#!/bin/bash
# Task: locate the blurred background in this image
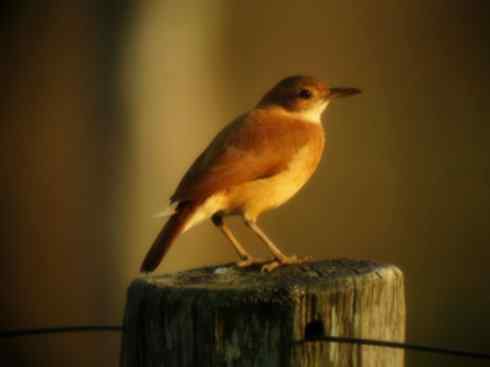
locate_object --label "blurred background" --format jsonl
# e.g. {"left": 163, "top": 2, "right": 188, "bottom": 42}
{"left": 2, "top": 1, "right": 490, "bottom": 366}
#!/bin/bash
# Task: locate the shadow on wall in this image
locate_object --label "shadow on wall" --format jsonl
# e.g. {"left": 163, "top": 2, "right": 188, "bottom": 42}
{"left": 1, "top": 1, "right": 132, "bottom": 366}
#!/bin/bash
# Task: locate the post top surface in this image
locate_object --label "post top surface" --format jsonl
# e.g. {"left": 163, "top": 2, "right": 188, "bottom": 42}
{"left": 139, "top": 259, "right": 401, "bottom": 292}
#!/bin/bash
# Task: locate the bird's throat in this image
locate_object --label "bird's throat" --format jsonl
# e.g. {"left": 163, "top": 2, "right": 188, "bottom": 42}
{"left": 282, "top": 101, "right": 329, "bottom": 124}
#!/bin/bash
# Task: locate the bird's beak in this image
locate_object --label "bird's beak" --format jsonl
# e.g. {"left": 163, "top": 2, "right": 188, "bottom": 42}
{"left": 328, "top": 87, "right": 362, "bottom": 99}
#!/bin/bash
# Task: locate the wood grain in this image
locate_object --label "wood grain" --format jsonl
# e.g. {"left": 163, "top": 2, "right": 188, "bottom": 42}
{"left": 121, "top": 259, "right": 405, "bottom": 367}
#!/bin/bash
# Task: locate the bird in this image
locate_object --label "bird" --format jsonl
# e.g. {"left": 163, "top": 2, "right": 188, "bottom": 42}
{"left": 141, "top": 75, "right": 360, "bottom": 273}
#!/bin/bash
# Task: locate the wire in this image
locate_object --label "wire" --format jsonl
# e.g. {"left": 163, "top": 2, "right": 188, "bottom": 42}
{"left": 297, "top": 336, "right": 490, "bottom": 360}
{"left": 0, "top": 325, "right": 123, "bottom": 338}
{"left": 1, "top": 325, "right": 490, "bottom": 361}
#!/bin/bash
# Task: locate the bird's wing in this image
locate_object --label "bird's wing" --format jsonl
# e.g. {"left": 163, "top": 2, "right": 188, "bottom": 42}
{"left": 170, "top": 110, "right": 323, "bottom": 203}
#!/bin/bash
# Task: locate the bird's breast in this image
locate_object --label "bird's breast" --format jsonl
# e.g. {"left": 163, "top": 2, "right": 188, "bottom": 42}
{"left": 224, "top": 132, "right": 325, "bottom": 220}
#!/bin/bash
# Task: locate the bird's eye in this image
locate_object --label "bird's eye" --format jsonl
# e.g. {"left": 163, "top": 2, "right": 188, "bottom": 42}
{"left": 298, "top": 89, "right": 312, "bottom": 99}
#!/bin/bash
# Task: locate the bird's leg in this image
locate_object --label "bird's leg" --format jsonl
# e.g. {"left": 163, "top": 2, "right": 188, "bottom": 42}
{"left": 211, "top": 214, "right": 268, "bottom": 267}
{"left": 244, "top": 219, "right": 311, "bottom": 272}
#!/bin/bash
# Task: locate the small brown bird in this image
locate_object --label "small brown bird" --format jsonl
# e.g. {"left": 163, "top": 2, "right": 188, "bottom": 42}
{"left": 141, "top": 75, "right": 360, "bottom": 272}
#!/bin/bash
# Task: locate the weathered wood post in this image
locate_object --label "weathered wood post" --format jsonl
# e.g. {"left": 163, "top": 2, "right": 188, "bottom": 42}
{"left": 121, "top": 259, "right": 405, "bottom": 366}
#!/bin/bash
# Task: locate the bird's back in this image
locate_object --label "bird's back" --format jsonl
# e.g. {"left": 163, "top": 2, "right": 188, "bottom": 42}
{"left": 171, "top": 108, "right": 325, "bottom": 211}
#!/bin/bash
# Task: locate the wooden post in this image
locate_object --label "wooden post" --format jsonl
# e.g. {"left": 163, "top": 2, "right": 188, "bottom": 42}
{"left": 121, "top": 259, "right": 405, "bottom": 366}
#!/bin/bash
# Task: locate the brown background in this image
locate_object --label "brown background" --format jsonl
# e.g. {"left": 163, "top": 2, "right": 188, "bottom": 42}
{"left": 2, "top": 1, "right": 490, "bottom": 366}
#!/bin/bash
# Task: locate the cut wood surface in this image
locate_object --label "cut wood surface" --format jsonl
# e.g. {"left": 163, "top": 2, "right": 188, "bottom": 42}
{"left": 121, "top": 259, "right": 405, "bottom": 367}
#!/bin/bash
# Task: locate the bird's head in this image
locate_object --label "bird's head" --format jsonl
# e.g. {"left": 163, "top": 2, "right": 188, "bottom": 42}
{"left": 257, "top": 75, "right": 361, "bottom": 123}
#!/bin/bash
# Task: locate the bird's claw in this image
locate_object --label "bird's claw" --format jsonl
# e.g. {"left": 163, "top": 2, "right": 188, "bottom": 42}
{"left": 261, "top": 255, "right": 312, "bottom": 272}
{"left": 236, "top": 256, "right": 271, "bottom": 268}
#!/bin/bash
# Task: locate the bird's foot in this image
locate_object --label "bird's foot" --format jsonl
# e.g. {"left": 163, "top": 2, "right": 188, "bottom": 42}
{"left": 261, "top": 255, "right": 313, "bottom": 272}
{"left": 236, "top": 256, "right": 271, "bottom": 268}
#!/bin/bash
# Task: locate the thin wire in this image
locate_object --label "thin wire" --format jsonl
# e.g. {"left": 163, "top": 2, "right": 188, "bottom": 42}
{"left": 297, "top": 336, "right": 490, "bottom": 360}
{"left": 0, "top": 325, "right": 123, "bottom": 338}
{"left": 1, "top": 325, "right": 490, "bottom": 361}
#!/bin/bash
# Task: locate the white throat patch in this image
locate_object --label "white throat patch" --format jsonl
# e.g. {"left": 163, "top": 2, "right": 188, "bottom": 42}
{"left": 284, "top": 101, "right": 329, "bottom": 124}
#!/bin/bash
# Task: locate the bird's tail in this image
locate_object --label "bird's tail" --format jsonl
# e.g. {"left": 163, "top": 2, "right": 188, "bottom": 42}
{"left": 140, "top": 201, "right": 197, "bottom": 273}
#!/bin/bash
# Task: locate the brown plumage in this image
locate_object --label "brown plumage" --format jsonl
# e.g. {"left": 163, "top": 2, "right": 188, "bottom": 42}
{"left": 140, "top": 201, "right": 198, "bottom": 272}
{"left": 141, "top": 75, "right": 360, "bottom": 273}
{"left": 171, "top": 110, "right": 324, "bottom": 204}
